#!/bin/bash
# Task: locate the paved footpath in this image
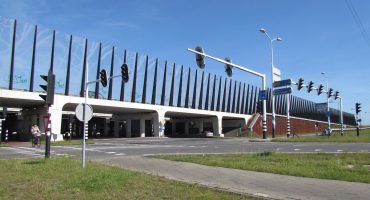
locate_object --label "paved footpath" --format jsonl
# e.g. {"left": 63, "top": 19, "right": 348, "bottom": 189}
{"left": 96, "top": 156, "right": 370, "bottom": 200}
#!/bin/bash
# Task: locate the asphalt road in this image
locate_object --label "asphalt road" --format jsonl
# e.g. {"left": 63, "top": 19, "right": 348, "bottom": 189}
{"left": 1, "top": 137, "right": 369, "bottom": 159}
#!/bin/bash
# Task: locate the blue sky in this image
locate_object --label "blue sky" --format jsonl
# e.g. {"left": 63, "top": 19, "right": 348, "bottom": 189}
{"left": 1, "top": 0, "right": 369, "bottom": 124}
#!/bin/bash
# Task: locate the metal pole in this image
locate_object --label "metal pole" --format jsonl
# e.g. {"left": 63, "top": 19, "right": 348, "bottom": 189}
{"left": 339, "top": 97, "right": 343, "bottom": 136}
{"left": 286, "top": 94, "right": 291, "bottom": 137}
{"left": 0, "top": 119, "right": 3, "bottom": 144}
{"left": 326, "top": 81, "right": 331, "bottom": 132}
{"left": 262, "top": 75, "right": 267, "bottom": 139}
{"left": 270, "top": 40, "right": 276, "bottom": 138}
{"left": 45, "top": 110, "right": 51, "bottom": 158}
{"left": 356, "top": 113, "right": 360, "bottom": 137}
{"left": 82, "top": 62, "right": 88, "bottom": 168}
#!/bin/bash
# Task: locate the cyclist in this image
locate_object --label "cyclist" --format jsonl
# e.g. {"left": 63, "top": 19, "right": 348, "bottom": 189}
{"left": 31, "top": 124, "right": 41, "bottom": 147}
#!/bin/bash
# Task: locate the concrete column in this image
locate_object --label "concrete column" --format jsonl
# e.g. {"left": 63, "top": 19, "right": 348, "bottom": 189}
{"left": 212, "top": 116, "right": 224, "bottom": 137}
{"left": 126, "top": 119, "right": 131, "bottom": 138}
{"left": 172, "top": 122, "right": 176, "bottom": 135}
{"left": 113, "top": 121, "right": 119, "bottom": 138}
{"left": 104, "top": 118, "right": 109, "bottom": 136}
{"left": 185, "top": 121, "right": 189, "bottom": 135}
{"left": 140, "top": 119, "right": 145, "bottom": 137}
{"left": 154, "top": 110, "right": 165, "bottom": 137}
{"left": 198, "top": 119, "right": 204, "bottom": 134}
{"left": 50, "top": 107, "right": 64, "bottom": 141}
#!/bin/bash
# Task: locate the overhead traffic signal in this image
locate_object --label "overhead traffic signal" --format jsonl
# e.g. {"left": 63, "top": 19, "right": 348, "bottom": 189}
{"left": 121, "top": 63, "right": 129, "bottom": 83}
{"left": 328, "top": 88, "right": 334, "bottom": 98}
{"left": 224, "top": 57, "right": 233, "bottom": 77}
{"left": 334, "top": 91, "right": 340, "bottom": 100}
{"left": 355, "top": 103, "right": 361, "bottom": 114}
{"left": 39, "top": 69, "right": 55, "bottom": 106}
{"left": 317, "top": 84, "right": 324, "bottom": 96}
{"left": 100, "top": 69, "right": 107, "bottom": 87}
{"left": 195, "top": 46, "right": 205, "bottom": 69}
{"left": 297, "top": 78, "right": 304, "bottom": 90}
{"left": 307, "top": 81, "right": 314, "bottom": 93}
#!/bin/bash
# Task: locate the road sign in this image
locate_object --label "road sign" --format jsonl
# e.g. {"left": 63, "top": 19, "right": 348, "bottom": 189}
{"left": 273, "top": 87, "right": 292, "bottom": 95}
{"left": 273, "top": 79, "right": 292, "bottom": 88}
{"left": 272, "top": 67, "right": 281, "bottom": 81}
{"left": 259, "top": 90, "right": 267, "bottom": 100}
{"left": 326, "top": 111, "right": 331, "bottom": 117}
{"left": 315, "top": 103, "right": 327, "bottom": 112}
{"left": 75, "top": 103, "right": 93, "bottom": 122}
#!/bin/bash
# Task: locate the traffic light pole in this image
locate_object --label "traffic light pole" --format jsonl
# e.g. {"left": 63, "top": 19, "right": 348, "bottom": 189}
{"left": 286, "top": 94, "right": 291, "bottom": 137}
{"left": 45, "top": 109, "right": 51, "bottom": 158}
{"left": 187, "top": 48, "right": 268, "bottom": 139}
{"left": 339, "top": 97, "right": 344, "bottom": 136}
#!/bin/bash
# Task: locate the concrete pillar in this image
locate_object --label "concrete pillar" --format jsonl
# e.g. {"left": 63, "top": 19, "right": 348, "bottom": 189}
{"left": 140, "top": 119, "right": 145, "bottom": 137}
{"left": 113, "top": 121, "right": 119, "bottom": 138}
{"left": 126, "top": 119, "right": 131, "bottom": 138}
{"left": 172, "top": 122, "right": 176, "bottom": 135}
{"left": 185, "top": 121, "right": 189, "bottom": 135}
{"left": 198, "top": 119, "right": 204, "bottom": 134}
{"left": 50, "top": 107, "right": 64, "bottom": 141}
{"left": 104, "top": 118, "right": 109, "bottom": 136}
{"left": 154, "top": 110, "right": 165, "bottom": 137}
{"left": 212, "top": 116, "right": 224, "bottom": 137}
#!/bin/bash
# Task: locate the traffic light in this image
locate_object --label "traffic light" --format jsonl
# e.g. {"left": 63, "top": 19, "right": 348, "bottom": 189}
{"left": 256, "top": 100, "right": 263, "bottom": 114}
{"left": 317, "top": 84, "right": 324, "bottom": 96}
{"left": 121, "top": 63, "right": 129, "bottom": 83}
{"left": 100, "top": 69, "right": 107, "bottom": 87}
{"left": 307, "top": 81, "right": 314, "bottom": 93}
{"left": 39, "top": 69, "right": 55, "bottom": 106}
{"left": 297, "top": 78, "right": 304, "bottom": 90}
{"left": 334, "top": 91, "right": 340, "bottom": 100}
{"left": 328, "top": 88, "right": 334, "bottom": 98}
{"left": 224, "top": 57, "right": 233, "bottom": 77}
{"left": 195, "top": 46, "right": 205, "bottom": 69}
{"left": 355, "top": 103, "right": 361, "bottom": 114}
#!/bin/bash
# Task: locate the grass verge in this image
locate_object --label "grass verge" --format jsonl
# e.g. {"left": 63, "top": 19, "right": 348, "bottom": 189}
{"left": 0, "top": 143, "right": 10, "bottom": 147}
{"left": 0, "top": 157, "right": 257, "bottom": 200}
{"left": 155, "top": 153, "right": 370, "bottom": 183}
{"left": 272, "top": 129, "right": 370, "bottom": 142}
{"left": 51, "top": 140, "right": 94, "bottom": 146}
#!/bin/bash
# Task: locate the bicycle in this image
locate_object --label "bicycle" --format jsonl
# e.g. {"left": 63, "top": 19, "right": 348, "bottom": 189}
{"left": 32, "top": 135, "right": 41, "bottom": 148}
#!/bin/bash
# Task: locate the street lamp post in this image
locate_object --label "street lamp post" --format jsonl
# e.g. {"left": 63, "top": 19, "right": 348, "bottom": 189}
{"left": 321, "top": 72, "right": 331, "bottom": 132}
{"left": 260, "top": 28, "right": 282, "bottom": 138}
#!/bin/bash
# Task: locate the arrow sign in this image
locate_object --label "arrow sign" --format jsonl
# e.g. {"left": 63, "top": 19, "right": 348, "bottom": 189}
{"left": 273, "top": 79, "right": 292, "bottom": 88}
{"left": 273, "top": 87, "right": 292, "bottom": 95}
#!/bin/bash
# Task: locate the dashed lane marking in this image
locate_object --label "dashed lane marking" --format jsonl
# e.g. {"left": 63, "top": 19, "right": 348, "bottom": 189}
{"left": 115, "top": 153, "right": 126, "bottom": 156}
{"left": 293, "top": 149, "right": 301, "bottom": 151}
{"left": 337, "top": 150, "right": 343, "bottom": 152}
{"left": 106, "top": 152, "right": 117, "bottom": 154}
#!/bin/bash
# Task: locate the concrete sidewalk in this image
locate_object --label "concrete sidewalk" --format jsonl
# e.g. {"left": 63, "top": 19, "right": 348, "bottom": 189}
{"left": 96, "top": 156, "right": 370, "bottom": 200}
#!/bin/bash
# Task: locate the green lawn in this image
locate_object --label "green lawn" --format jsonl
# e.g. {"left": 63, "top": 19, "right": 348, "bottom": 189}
{"left": 155, "top": 153, "right": 370, "bottom": 183}
{"left": 271, "top": 129, "right": 370, "bottom": 142}
{"left": 0, "top": 158, "right": 257, "bottom": 200}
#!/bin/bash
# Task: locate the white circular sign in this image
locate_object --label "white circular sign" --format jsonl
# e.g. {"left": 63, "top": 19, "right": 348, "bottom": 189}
{"left": 75, "top": 103, "right": 93, "bottom": 122}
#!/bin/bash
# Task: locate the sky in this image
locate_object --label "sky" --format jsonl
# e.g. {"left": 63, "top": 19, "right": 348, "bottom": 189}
{"left": 0, "top": 0, "right": 369, "bottom": 124}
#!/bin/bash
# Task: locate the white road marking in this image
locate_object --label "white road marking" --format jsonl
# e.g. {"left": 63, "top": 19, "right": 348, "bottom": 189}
{"left": 337, "top": 150, "right": 343, "bottom": 152}
{"left": 294, "top": 148, "right": 301, "bottom": 151}
{"left": 314, "top": 149, "right": 321, "bottom": 152}
{"left": 106, "top": 152, "right": 116, "bottom": 154}
{"left": 115, "top": 153, "right": 126, "bottom": 156}
{"left": 188, "top": 146, "right": 196, "bottom": 148}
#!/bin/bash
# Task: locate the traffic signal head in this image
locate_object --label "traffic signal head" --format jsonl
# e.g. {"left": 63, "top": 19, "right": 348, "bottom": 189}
{"left": 297, "top": 78, "right": 304, "bottom": 90}
{"left": 224, "top": 57, "right": 233, "bottom": 77}
{"left": 328, "top": 88, "right": 334, "bottom": 98}
{"left": 334, "top": 91, "right": 340, "bottom": 100}
{"left": 121, "top": 63, "right": 129, "bottom": 83}
{"left": 355, "top": 103, "right": 361, "bottom": 114}
{"left": 256, "top": 100, "right": 263, "bottom": 114}
{"left": 39, "top": 69, "right": 55, "bottom": 106}
{"left": 317, "top": 84, "right": 324, "bottom": 96}
{"left": 100, "top": 69, "right": 107, "bottom": 87}
{"left": 195, "top": 46, "right": 205, "bottom": 69}
{"left": 307, "top": 81, "right": 314, "bottom": 93}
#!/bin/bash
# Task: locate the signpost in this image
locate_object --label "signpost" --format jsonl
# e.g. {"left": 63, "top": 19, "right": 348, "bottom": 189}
{"left": 273, "top": 79, "right": 292, "bottom": 88}
{"left": 273, "top": 87, "right": 292, "bottom": 95}
{"left": 259, "top": 90, "right": 267, "bottom": 100}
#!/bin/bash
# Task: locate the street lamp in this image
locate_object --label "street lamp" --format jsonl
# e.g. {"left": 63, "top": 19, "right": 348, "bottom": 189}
{"left": 260, "top": 28, "right": 282, "bottom": 138}
{"left": 321, "top": 72, "right": 331, "bottom": 132}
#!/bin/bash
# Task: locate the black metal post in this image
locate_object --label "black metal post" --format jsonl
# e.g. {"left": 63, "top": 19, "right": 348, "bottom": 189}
{"left": 30, "top": 25, "right": 37, "bottom": 92}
